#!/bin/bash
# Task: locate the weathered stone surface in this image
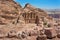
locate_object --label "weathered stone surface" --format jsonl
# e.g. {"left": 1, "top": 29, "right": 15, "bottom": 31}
{"left": 16, "top": 31, "right": 28, "bottom": 40}
{"left": 7, "top": 30, "right": 17, "bottom": 38}
{"left": 36, "top": 35, "right": 47, "bottom": 40}
{"left": 0, "top": 0, "right": 23, "bottom": 24}
{"left": 44, "top": 28, "right": 57, "bottom": 39}
{"left": 28, "top": 30, "right": 39, "bottom": 36}
{"left": 56, "top": 26, "right": 60, "bottom": 38}
{"left": 57, "top": 33, "right": 60, "bottom": 38}
{"left": 0, "top": 29, "right": 7, "bottom": 38}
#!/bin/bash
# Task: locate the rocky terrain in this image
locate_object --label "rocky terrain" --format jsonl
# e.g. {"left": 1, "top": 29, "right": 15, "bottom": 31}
{"left": 0, "top": 0, "right": 60, "bottom": 40}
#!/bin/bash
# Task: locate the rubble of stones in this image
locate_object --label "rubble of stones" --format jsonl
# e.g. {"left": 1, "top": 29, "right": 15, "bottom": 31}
{"left": 0, "top": 0, "right": 60, "bottom": 40}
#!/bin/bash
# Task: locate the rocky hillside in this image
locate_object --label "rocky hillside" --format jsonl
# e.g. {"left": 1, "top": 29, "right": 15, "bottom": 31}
{"left": 0, "top": 0, "right": 23, "bottom": 24}
{"left": 0, "top": 0, "right": 60, "bottom": 40}
{"left": 0, "top": 0, "right": 53, "bottom": 25}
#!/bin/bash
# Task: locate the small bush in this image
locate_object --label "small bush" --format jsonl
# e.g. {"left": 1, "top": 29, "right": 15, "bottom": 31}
{"left": 43, "top": 22, "right": 47, "bottom": 25}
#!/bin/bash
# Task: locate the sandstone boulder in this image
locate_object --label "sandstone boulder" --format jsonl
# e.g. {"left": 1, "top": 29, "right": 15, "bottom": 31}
{"left": 57, "top": 33, "right": 60, "bottom": 38}
{"left": 17, "top": 31, "right": 28, "bottom": 39}
{"left": 7, "top": 30, "right": 17, "bottom": 38}
{"left": 36, "top": 35, "right": 47, "bottom": 40}
{"left": 44, "top": 28, "right": 57, "bottom": 39}
{"left": 28, "top": 30, "right": 39, "bottom": 36}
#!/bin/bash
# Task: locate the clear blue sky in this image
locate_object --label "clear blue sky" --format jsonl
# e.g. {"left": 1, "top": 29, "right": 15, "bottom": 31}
{"left": 14, "top": 0, "right": 60, "bottom": 9}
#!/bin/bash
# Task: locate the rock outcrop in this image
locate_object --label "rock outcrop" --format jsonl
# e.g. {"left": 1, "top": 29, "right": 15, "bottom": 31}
{"left": 44, "top": 28, "right": 57, "bottom": 39}
{"left": 0, "top": 0, "right": 23, "bottom": 24}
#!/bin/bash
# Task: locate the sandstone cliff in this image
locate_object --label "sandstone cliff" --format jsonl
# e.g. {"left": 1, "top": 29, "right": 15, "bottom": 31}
{"left": 0, "top": 0, "right": 23, "bottom": 24}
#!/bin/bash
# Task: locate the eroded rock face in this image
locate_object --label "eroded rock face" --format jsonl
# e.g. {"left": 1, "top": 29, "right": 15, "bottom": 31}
{"left": 7, "top": 30, "right": 17, "bottom": 38}
{"left": 36, "top": 35, "right": 47, "bottom": 40}
{"left": 0, "top": 0, "right": 23, "bottom": 24}
{"left": 56, "top": 26, "right": 60, "bottom": 38}
{"left": 0, "top": 29, "right": 7, "bottom": 38}
{"left": 44, "top": 28, "right": 57, "bottom": 39}
{"left": 36, "top": 29, "right": 47, "bottom": 40}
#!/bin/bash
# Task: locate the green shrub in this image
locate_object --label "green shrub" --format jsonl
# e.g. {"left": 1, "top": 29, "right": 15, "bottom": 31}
{"left": 43, "top": 22, "right": 47, "bottom": 25}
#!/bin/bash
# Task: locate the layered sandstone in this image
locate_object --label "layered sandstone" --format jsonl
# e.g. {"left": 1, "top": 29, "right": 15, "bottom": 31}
{"left": 0, "top": 0, "right": 23, "bottom": 24}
